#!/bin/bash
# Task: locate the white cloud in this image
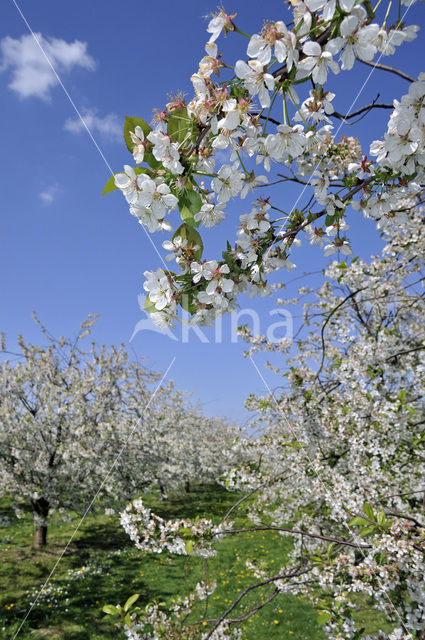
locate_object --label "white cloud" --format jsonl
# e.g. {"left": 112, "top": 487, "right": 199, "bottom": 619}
{"left": 64, "top": 108, "right": 122, "bottom": 142}
{"left": 39, "top": 184, "right": 60, "bottom": 205}
{"left": 0, "top": 33, "right": 95, "bottom": 100}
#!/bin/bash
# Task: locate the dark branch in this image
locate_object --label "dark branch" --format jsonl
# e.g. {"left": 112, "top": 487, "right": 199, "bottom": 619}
{"left": 270, "top": 175, "right": 375, "bottom": 247}
{"left": 316, "top": 288, "right": 366, "bottom": 379}
{"left": 385, "top": 345, "right": 425, "bottom": 361}
{"left": 332, "top": 96, "right": 393, "bottom": 123}
{"left": 206, "top": 588, "right": 280, "bottom": 625}
{"left": 358, "top": 59, "right": 415, "bottom": 83}
{"left": 201, "top": 565, "right": 309, "bottom": 640}
{"left": 216, "top": 525, "right": 371, "bottom": 549}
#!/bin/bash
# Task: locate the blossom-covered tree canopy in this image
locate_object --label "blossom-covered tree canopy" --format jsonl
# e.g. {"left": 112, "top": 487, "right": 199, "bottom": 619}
{"left": 106, "top": 0, "right": 423, "bottom": 331}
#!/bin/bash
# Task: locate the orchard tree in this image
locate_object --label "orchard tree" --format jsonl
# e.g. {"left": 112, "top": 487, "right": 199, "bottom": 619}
{"left": 231, "top": 208, "right": 425, "bottom": 640}
{"left": 0, "top": 314, "right": 159, "bottom": 548}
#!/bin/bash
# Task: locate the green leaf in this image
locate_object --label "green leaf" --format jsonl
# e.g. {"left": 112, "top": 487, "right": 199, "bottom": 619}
{"left": 229, "top": 84, "right": 249, "bottom": 101}
{"left": 360, "top": 526, "right": 376, "bottom": 537}
{"left": 178, "top": 189, "right": 203, "bottom": 227}
{"left": 376, "top": 510, "right": 386, "bottom": 526}
{"left": 124, "top": 117, "right": 152, "bottom": 154}
{"left": 363, "top": 502, "right": 375, "bottom": 521}
{"left": 185, "top": 539, "right": 194, "bottom": 554}
{"left": 348, "top": 516, "right": 370, "bottom": 527}
{"left": 317, "top": 611, "right": 332, "bottom": 626}
{"left": 326, "top": 543, "right": 335, "bottom": 562}
{"left": 102, "top": 174, "right": 119, "bottom": 196}
{"left": 167, "top": 107, "right": 194, "bottom": 145}
{"left": 124, "top": 594, "right": 140, "bottom": 612}
{"left": 144, "top": 296, "right": 160, "bottom": 314}
{"left": 123, "top": 117, "right": 162, "bottom": 170}
{"left": 173, "top": 223, "right": 203, "bottom": 261}
{"left": 124, "top": 613, "right": 132, "bottom": 627}
{"left": 102, "top": 167, "right": 150, "bottom": 197}
{"left": 180, "top": 292, "right": 195, "bottom": 314}
{"left": 102, "top": 604, "right": 120, "bottom": 616}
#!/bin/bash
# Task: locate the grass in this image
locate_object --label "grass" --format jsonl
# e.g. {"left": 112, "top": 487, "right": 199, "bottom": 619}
{"left": 0, "top": 485, "right": 330, "bottom": 639}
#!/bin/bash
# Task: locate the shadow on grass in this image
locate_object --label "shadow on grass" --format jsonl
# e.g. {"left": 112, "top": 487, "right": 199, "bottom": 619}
{"left": 75, "top": 522, "right": 130, "bottom": 553}
{"left": 144, "top": 483, "right": 239, "bottom": 520}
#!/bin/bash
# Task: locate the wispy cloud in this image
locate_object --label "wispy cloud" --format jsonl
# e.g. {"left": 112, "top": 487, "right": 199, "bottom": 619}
{"left": 39, "top": 184, "right": 60, "bottom": 205}
{"left": 64, "top": 108, "right": 122, "bottom": 142}
{"left": 0, "top": 33, "right": 95, "bottom": 100}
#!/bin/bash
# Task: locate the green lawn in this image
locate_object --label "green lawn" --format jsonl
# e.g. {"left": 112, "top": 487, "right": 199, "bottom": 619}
{"left": 0, "top": 486, "right": 324, "bottom": 640}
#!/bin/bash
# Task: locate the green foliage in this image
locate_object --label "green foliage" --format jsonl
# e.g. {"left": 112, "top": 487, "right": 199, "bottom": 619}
{"left": 123, "top": 117, "right": 151, "bottom": 154}
{"left": 317, "top": 611, "right": 332, "bottom": 626}
{"left": 173, "top": 223, "right": 203, "bottom": 261}
{"left": 348, "top": 503, "right": 388, "bottom": 537}
{"left": 167, "top": 107, "right": 195, "bottom": 145}
{"left": 178, "top": 189, "right": 203, "bottom": 226}
{"left": 123, "top": 116, "right": 161, "bottom": 169}
{"left": 102, "top": 174, "right": 119, "bottom": 196}
{"left": 124, "top": 593, "right": 140, "bottom": 612}
{"left": 143, "top": 296, "right": 160, "bottom": 314}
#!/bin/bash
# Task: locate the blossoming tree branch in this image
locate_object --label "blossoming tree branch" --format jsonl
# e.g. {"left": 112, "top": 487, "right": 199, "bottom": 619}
{"left": 106, "top": 0, "right": 422, "bottom": 330}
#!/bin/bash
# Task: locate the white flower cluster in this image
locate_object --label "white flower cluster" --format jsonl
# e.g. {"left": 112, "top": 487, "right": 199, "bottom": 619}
{"left": 122, "top": 593, "right": 242, "bottom": 640}
{"left": 370, "top": 73, "right": 425, "bottom": 177}
{"left": 120, "top": 497, "right": 230, "bottom": 557}
{"left": 111, "top": 0, "right": 422, "bottom": 327}
{"left": 114, "top": 166, "right": 178, "bottom": 233}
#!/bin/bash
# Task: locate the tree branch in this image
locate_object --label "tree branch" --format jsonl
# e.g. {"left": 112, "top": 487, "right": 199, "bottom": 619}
{"left": 316, "top": 288, "right": 366, "bottom": 379}
{"left": 205, "top": 587, "right": 280, "bottom": 625}
{"left": 332, "top": 97, "right": 393, "bottom": 123}
{"left": 358, "top": 59, "right": 415, "bottom": 83}
{"left": 385, "top": 345, "right": 425, "bottom": 361}
{"left": 216, "top": 525, "right": 371, "bottom": 548}
{"left": 201, "top": 565, "right": 309, "bottom": 640}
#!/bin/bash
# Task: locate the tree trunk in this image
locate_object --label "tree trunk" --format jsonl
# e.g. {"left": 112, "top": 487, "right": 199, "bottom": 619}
{"left": 33, "top": 497, "right": 49, "bottom": 549}
{"left": 184, "top": 480, "right": 190, "bottom": 494}
{"left": 34, "top": 523, "right": 48, "bottom": 549}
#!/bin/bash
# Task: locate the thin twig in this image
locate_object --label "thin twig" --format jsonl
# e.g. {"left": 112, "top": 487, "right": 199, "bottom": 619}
{"left": 270, "top": 175, "right": 374, "bottom": 246}
{"left": 206, "top": 588, "right": 280, "bottom": 625}
{"left": 316, "top": 288, "right": 366, "bottom": 379}
{"left": 215, "top": 525, "right": 371, "bottom": 549}
{"left": 385, "top": 345, "right": 425, "bottom": 361}
{"left": 358, "top": 59, "right": 415, "bottom": 82}
{"left": 201, "top": 566, "right": 309, "bottom": 640}
{"left": 332, "top": 99, "right": 393, "bottom": 123}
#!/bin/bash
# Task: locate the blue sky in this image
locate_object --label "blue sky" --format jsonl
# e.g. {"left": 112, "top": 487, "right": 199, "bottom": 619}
{"left": 1, "top": 0, "right": 424, "bottom": 424}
